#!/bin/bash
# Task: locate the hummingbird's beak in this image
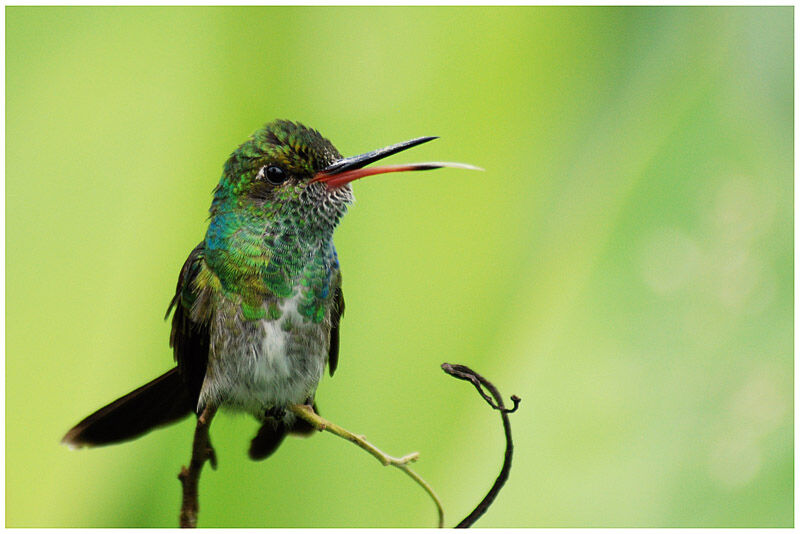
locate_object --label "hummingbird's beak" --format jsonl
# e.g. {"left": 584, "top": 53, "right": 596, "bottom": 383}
{"left": 312, "top": 136, "right": 482, "bottom": 188}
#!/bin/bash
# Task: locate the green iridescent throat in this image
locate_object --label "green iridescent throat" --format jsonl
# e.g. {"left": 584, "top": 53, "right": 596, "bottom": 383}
{"left": 198, "top": 121, "right": 350, "bottom": 323}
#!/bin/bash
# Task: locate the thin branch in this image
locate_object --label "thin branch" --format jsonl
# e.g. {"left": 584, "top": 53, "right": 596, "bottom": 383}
{"left": 441, "top": 363, "right": 519, "bottom": 528}
{"left": 289, "top": 403, "right": 445, "bottom": 528}
{"left": 178, "top": 405, "right": 218, "bottom": 528}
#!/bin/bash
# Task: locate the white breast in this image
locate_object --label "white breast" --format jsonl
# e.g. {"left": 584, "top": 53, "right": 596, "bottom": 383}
{"left": 199, "top": 290, "right": 328, "bottom": 417}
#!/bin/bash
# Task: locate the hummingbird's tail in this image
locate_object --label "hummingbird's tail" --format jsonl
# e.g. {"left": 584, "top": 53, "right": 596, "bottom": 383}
{"left": 62, "top": 367, "right": 195, "bottom": 448}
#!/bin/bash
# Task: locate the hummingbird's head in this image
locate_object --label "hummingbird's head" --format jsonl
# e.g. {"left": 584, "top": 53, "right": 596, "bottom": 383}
{"left": 211, "top": 119, "right": 479, "bottom": 232}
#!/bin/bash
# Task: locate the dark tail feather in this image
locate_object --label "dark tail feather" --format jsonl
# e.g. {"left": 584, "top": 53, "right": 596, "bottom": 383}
{"left": 248, "top": 403, "right": 318, "bottom": 461}
{"left": 62, "top": 368, "right": 195, "bottom": 448}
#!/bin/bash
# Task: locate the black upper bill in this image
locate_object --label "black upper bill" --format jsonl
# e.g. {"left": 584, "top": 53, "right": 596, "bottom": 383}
{"left": 322, "top": 136, "right": 438, "bottom": 175}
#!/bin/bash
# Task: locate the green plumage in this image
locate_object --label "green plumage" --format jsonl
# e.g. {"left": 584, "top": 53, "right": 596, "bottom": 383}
{"left": 177, "top": 121, "right": 349, "bottom": 427}
{"left": 62, "top": 119, "right": 468, "bottom": 462}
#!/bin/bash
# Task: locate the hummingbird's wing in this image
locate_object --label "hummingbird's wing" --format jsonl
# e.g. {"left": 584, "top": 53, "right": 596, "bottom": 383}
{"left": 166, "top": 242, "right": 210, "bottom": 406}
{"left": 328, "top": 284, "right": 344, "bottom": 376}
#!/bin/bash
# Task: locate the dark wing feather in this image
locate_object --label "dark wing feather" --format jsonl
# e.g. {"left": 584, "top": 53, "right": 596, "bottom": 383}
{"left": 328, "top": 285, "right": 344, "bottom": 376}
{"left": 166, "top": 242, "right": 209, "bottom": 407}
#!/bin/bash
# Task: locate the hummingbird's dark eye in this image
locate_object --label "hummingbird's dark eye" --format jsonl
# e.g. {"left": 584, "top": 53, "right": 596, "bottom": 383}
{"left": 263, "top": 165, "right": 287, "bottom": 185}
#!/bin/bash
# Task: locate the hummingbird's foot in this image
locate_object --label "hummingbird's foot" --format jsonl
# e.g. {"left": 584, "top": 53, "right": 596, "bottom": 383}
{"left": 289, "top": 401, "right": 318, "bottom": 436}
{"left": 290, "top": 403, "right": 326, "bottom": 431}
{"left": 263, "top": 406, "right": 286, "bottom": 419}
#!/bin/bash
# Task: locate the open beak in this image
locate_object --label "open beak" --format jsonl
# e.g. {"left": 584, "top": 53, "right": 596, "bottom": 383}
{"left": 312, "top": 136, "right": 482, "bottom": 188}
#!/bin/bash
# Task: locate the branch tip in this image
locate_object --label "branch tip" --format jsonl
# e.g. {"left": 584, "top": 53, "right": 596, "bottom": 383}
{"left": 441, "top": 362, "right": 521, "bottom": 414}
{"left": 442, "top": 363, "right": 519, "bottom": 528}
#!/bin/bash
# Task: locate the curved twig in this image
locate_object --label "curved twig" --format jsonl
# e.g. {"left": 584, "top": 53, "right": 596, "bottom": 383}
{"left": 289, "top": 403, "right": 445, "bottom": 528}
{"left": 441, "top": 363, "right": 519, "bottom": 528}
{"left": 175, "top": 364, "right": 515, "bottom": 529}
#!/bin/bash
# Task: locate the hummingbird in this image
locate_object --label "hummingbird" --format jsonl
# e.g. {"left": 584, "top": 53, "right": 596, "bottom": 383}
{"left": 63, "top": 120, "right": 477, "bottom": 460}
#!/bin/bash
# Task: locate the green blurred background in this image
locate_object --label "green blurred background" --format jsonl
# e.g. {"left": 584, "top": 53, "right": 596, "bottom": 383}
{"left": 6, "top": 6, "right": 793, "bottom": 527}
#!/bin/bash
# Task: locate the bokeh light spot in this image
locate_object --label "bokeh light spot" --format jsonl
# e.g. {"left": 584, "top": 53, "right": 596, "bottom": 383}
{"left": 640, "top": 228, "right": 702, "bottom": 295}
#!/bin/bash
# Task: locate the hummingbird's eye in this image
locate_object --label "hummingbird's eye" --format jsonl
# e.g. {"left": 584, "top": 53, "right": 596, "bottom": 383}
{"left": 263, "top": 165, "right": 288, "bottom": 185}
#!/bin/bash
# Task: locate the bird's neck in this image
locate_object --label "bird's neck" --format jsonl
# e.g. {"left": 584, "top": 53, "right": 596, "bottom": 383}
{"left": 203, "top": 200, "right": 341, "bottom": 303}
